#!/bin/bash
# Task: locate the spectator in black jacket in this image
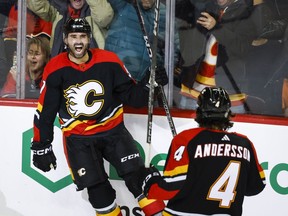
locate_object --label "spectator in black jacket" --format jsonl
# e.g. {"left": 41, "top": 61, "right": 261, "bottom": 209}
{"left": 244, "top": 0, "right": 288, "bottom": 115}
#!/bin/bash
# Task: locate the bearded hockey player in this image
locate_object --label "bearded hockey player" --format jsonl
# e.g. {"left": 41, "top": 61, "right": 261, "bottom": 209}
{"left": 140, "top": 87, "right": 266, "bottom": 216}
{"left": 31, "top": 17, "right": 166, "bottom": 216}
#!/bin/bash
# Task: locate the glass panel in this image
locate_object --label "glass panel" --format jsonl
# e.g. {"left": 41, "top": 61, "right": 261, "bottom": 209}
{"left": 1, "top": 0, "right": 287, "bottom": 118}
{"left": 0, "top": 0, "right": 17, "bottom": 98}
{"left": 0, "top": 0, "right": 51, "bottom": 99}
{"left": 172, "top": 0, "right": 288, "bottom": 117}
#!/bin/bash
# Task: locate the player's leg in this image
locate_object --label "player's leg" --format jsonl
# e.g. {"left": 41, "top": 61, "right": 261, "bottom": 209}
{"left": 63, "top": 136, "right": 122, "bottom": 216}
{"left": 88, "top": 181, "right": 122, "bottom": 216}
{"left": 103, "top": 125, "right": 165, "bottom": 216}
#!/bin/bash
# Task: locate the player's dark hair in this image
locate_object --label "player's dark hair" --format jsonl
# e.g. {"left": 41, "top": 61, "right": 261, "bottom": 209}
{"left": 195, "top": 87, "right": 234, "bottom": 130}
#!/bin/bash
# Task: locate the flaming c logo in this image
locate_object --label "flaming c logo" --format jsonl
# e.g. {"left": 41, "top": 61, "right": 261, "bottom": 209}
{"left": 64, "top": 80, "right": 104, "bottom": 118}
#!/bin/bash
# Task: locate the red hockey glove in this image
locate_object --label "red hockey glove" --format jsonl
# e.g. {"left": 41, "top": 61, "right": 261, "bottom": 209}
{"left": 31, "top": 142, "right": 57, "bottom": 172}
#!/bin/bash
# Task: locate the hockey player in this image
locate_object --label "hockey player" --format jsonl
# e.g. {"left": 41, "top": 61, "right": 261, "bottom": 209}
{"left": 139, "top": 87, "right": 266, "bottom": 215}
{"left": 30, "top": 17, "right": 166, "bottom": 216}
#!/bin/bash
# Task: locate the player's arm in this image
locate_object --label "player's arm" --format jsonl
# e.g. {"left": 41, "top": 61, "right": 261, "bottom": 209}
{"left": 32, "top": 67, "right": 62, "bottom": 172}
{"left": 245, "top": 140, "right": 266, "bottom": 196}
{"left": 140, "top": 133, "right": 192, "bottom": 200}
{"left": 113, "top": 59, "right": 168, "bottom": 108}
{"left": 33, "top": 73, "right": 61, "bottom": 142}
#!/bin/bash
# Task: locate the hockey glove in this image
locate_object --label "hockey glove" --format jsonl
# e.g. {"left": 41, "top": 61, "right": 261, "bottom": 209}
{"left": 143, "top": 66, "right": 169, "bottom": 89}
{"left": 31, "top": 141, "right": 57, "bottom": 172}
{"left": 141, "top": 166, "right": 162, "bottom": 196}
{"left": 155, "top": 66, "right": 168, "bottom": 86}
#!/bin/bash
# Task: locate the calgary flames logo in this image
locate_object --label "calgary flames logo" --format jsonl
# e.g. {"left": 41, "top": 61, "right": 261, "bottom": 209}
{"left": 64, "top": 80, "right": 104, "bottom": 118}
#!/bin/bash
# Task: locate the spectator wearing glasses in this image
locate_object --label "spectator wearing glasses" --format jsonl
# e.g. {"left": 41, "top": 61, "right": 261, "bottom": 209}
{"left": 1, "top": 36, "right": 50, "bottom": 98}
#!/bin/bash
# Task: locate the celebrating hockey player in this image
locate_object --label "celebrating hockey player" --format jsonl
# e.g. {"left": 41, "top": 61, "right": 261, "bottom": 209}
{"left": 139, "top": 87, "right": 266, "bottom": 215}
{"left": 30, "top": 18, "right": 167, "bottom": 216}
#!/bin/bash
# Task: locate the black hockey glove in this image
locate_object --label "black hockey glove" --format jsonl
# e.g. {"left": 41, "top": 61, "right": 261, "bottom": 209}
{"left": 155, "top": 66, "right": 168, "bottom": 87}
{"left": 140, "top": 166, "right": 162, "bottom": 196}
{"left": 31, "top": 141, "right": 57, "bottom": 172}
{"left": 142, "top": 66, "right": 168, "bottom": 88}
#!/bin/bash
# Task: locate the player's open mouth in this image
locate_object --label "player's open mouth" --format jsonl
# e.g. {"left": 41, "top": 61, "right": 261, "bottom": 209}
{"left": 75, "top": 45, "right": 83, "bottom": 52}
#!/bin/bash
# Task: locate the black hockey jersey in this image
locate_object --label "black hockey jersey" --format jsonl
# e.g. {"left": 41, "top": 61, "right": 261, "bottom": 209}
{"left": 147, "top": 127, "right": 266, "bottom": 216}
{"left": 33, "top": 49, "right": 148, "bottom": 142}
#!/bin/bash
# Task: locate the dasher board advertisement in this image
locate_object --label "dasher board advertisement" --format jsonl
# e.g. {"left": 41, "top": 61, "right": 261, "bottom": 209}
{"left": 0, "top": 105, "right": 287, "bottom": 216}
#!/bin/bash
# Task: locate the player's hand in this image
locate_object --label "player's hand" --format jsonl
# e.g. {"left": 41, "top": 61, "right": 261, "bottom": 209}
{"left": 31, "top": 141, "right": 57, "bottom": 172}
{"left": 145, "top": 67, "right": 168, "bottom": 88}
{"left": 155, "top": 66, "right": 168, "bottom": 86}
{"left": 140, "top": 166, "right": 161, "bottom": 196}
{"left": 141, "top": 66, "right": 168, "bottom": 93}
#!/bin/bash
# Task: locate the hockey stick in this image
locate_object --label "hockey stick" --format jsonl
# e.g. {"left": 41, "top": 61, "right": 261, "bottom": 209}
{"left": 133, "top": 0, "right": 177, "bottom": 135}
{"left": 133, "top": 0, "right": 177, "bottom": 167}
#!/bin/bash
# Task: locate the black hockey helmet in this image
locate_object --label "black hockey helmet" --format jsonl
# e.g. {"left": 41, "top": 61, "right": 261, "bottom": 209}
{"left": 196, "top": 87, "right": 231, "bottom": 120}
{"left": 63, "top": 17, "right": 91, "bottom": 37}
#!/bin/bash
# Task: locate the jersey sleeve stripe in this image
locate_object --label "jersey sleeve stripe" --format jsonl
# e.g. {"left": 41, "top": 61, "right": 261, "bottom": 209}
{"left": 163, "top": 164, "right": 188, "bottom": 177}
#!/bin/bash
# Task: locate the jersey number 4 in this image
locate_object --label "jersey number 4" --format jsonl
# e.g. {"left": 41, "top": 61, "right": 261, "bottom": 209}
{"left": 207, "top": 161, "right": 241, "bottom": 208}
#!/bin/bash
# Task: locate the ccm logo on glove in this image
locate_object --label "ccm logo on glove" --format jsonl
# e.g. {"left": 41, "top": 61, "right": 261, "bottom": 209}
{"left": 31, "top": 142, "right": 57, "bottom": 172}
{"left": 32, "top": 145, "right": 53, "bottom": 155}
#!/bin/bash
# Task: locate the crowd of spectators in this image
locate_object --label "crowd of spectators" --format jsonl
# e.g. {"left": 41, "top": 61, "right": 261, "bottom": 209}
{"left": 174, "top": 0, "right": 288, "bottom": 116}
{"left": 0, "top": 0, "right": 288, "bottom": 117}
{"left": 27, "top": 0, "right": 114, "bottom": 57}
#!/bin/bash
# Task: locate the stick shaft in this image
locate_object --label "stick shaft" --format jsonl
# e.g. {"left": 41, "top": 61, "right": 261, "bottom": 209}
{"left": 133, "top": 0, "right": 176, "bottom": 136}
{"left": 133, "top": 0, "right": 160, "bottom": 167}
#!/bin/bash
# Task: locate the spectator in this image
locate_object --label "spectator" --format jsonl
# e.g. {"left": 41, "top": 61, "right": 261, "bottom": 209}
{"left": 139, "top": 87, "right": 266, "bottom": 215}
{"left": 283, "top": 74, "right": 288, "bottom": 117}
{"left": 244, "top": 0, "right": 288, "bottom": 115}
{"left": 0, "top": 0, "right": 17, "bottom": 35}
{"left": 0, "top": 37, "right": 9, "bottom": 88}
{"left": 251, "top": 0, "right": 288, "bottom": 43}
{"left": 30, "top": 18, "right": 167, "bottom": 216}
{"left": 281, "top": 22, "right": 288, "bottom": 117}
{"left": 176, "top": 0, "right": 256, "bottom": 113}
{"left": 1, "top": 36, "right": 50, "bottom": 98}
{"left": 3, "top": 2, "right": 52, "bottom": 40}
{"left": 27, "top": 0, "right": 114, "bottom": 57}
{"left": 1, "top": 1, "right": 52, "bottom": 88}
{"left": 104, "top": 0, "right": 167, "bottom": 82}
